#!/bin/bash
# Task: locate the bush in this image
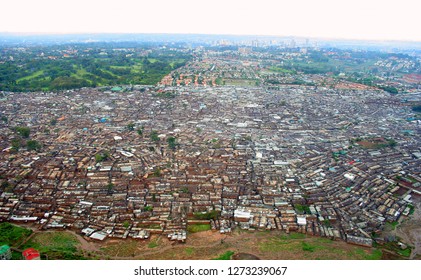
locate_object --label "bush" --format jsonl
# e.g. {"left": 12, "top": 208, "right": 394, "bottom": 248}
{"left": 0, "top": 222, "right": 32, "bottom": 246}
{"left": 150, "top": 131, "right": 160, "bottom": 142}
{"left": 26, "top": 140, "right": 42, "bottom": 151}
{"left": 14, "top": 126, "right": 30, "bottom": 138}
{"left": 167, "top": 136, "right": 177, "bottom": 150}
{"left": 213, "top": 251, "right": 234, "bottom": 260}
{"left": 95, "top": 151, "right": 110, "bottom": 162}
{"left": 193, "top": 210, "right": 220, "bottom": 220}
{"left": 302, "top": 242, "right": 315, "bottom": 252}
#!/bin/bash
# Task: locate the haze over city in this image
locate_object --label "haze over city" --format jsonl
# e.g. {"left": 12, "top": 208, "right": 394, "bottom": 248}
{"left": 1, "top": 0, "right": 420, "bottom": 41}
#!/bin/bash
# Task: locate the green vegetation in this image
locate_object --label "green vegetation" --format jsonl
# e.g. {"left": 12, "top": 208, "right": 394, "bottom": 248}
{"left": 398, "top": 247, "right": 411, "bottom": 258}
{"left": 180, "top": 187, "right": 190, "bottom": 194}
{"left": 106, "top": 183, "right": 114, "bottom": 195}
{"left": 139, "top": 223, "right": 161, "bottom": 229}
{"left": 152, "top": 167, "right": 161, "bottom": 177}
{"left": 281, "top": 232, "right": 307, "bottom": 240}
{"left": 143, "top": 206, "right": 154, "bottom": 212}
{"left": 150, "top": 131, "right": 160, "bottom": 142}
{"left": 14, "top": 126, "right": 30, "bottom": 138}
{"left": 0, "top": 43, "right": 190, "bottom": 92}
{"left": 378, "top": 85, "right": 399, "bottom": 94}
{"left": 302, "top": 242, "right": 316, "bottom": 252}
{"left": 148, "top": 240, "right": 159, "bottom": 248}
{"left": 377, "top": 241, "right": 412, "bottom": 258}
{"left": 0, "top": 222, "right": 32, "bottom": 246}
{"left": 352, "top": 137, "right": 397, "bottom": 149}
{"left": 268, "top": 66, "right": 295, "bottom": 74}
{"left": 407, "top": 204, "right": 415, "bottom": 215}
{"left": 23, "top": 231, "right": 86, "bottom": 260}
{"left": 184, "top": 247, "right": 195, "bottom": 256}
{"left": 26, "top": 140, "right": 42, "bottom": 151}
{"left": 213, "top": 250, "right": 235, "bottom": 260}
{"left": 11, "top": 138, "right": 21, "bottom": 152}
{"left": 187, "top": 224, "right": 211, "bottom": 233}
{"left": 354, "top": 248, "right": 383, "bottom": 260}
{"left": 50, "top": 76, "right": 90, "bottom": 90}
{"left": 386, "top": 221, "right": 399, "bottom": 230}
{"left": 126, "top": 122, "right": 135, "bottom": 131}
{"left": 1, "top": 181, "right": 11, "bottom": 190}
{"left": 260, "top": 233, "right": 330, "bottom": 253}
{"left": 215, "top": 77, "right": 223, "bottom": 85}
{"left": 167, "top": 136, "right": 177, "bottom": 150}
{"left": 193, "top": 210, "right": 220, "bottom": 220}
{"left": 95, "top": 151, "right": 110, "bottom": 162}
{"left": 294, "top": 204, "right": 311, "bottom": 214}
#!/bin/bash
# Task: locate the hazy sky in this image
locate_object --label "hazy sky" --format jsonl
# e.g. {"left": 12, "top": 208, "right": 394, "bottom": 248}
{"left": 1, "top": 0, "right": 420, "bottom": 41}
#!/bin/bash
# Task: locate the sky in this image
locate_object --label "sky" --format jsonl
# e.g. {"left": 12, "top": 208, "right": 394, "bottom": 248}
{"left": 1, "top": 0, "right": 420, "bottom": 41}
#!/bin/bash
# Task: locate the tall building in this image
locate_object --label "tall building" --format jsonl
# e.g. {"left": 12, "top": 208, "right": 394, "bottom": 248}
{"left": 290, "top": 39, "right": 296, "bottom": 48}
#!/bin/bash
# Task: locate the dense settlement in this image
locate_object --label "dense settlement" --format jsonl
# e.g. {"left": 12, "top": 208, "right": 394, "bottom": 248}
{"left": 0, "top": 46, "right": 420, "bottom": 247}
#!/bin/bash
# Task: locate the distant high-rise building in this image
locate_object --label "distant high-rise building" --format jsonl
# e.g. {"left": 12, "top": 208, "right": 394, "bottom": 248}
{"left": 290, "top": 39, "right": 296, "bottom": 48}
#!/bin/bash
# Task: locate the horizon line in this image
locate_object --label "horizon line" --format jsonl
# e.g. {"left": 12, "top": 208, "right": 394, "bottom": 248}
{"left": 1, "top": 31, "right": 421, "bottom": 44}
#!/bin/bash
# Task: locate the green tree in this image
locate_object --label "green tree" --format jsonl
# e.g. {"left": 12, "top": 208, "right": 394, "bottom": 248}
{"left": 137, "top": 126, "right": 144, "bottom": 136}
{"left": 123, "top": 221, "right": 130, "bottom": 229}
{"left": 1, "top": 181, "right": 10, "bottom": 190}
{"left": 150, "top": 131, "right": 160, "bottom": 142}
{"left": 11, "top": 138, "right": 21, "bottom": 152}
{"left": 127, "top": 122, "right": 135, "bottom": 131}
{"left": 106, "top": 183, "right": 114, "bottom": 195}
{"left": 95, "top": 151, "right": 110, "bottom": 162}
{"left": 26, "top": 140, "right": 42, "bottom": 151}
{"left": 153, "top": 168, "right": 161, "bottom": 177}
{"left": 167, "top": 136, "right": 177, "bottom": 150}
{"left": 14, "top": 126, "right": 30, "bottom": 138}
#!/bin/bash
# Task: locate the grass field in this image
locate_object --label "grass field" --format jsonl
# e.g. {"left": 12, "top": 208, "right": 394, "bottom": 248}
{"left": 16, "top": 70, "right": 45, "bottom": 82}
{"left": 212, "top": 250, "right": 234, "bottom": 260}
{"left": 187, "top": 224, "right": 211, "bottom": 233}
{"left": 100, "top": 239, "right": 142, "bottom": 258}
{"left": 257, "top": 232, "right": 382, "bottom": 260}
{"left": 0, "top": 222, "right": 32, "bottom": 247}
{"left": 2, "top": 223, "right": 399, "bottom": 260}
{"left": 267, "top": 66, "right": 295, "bottom": 74}
{"left": 22, "top": 231, "right": 86, "bottom": 260}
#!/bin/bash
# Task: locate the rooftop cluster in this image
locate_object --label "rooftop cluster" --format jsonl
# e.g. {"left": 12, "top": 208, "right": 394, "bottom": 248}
{"left": 0, "top": 82, "right": 419, "bottom": 245}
